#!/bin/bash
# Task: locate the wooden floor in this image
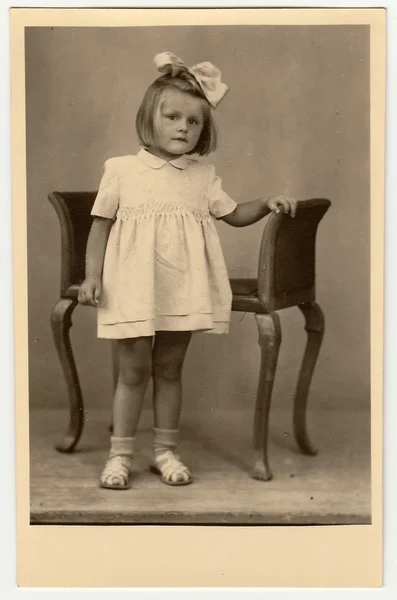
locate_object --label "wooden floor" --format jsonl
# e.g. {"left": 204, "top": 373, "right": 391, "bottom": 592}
{"left": 29, "top": 406, "right": 371, "bottom": 525}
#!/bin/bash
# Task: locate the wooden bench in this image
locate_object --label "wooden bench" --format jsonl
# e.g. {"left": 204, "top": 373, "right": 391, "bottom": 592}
{"left": 49, "top": 192, "right": 330, "bottom": 480}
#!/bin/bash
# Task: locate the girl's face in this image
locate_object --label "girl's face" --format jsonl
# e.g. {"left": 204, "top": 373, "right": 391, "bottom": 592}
{"left": 150, "top": 87, "right": 205, "bottom": 160}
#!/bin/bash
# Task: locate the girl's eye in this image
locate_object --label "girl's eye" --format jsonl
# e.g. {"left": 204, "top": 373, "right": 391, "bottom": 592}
{"left": 189, "top": 119, "right": 198, "bottom": 125}
{"left": 167, "top": 115, "right": 176, "bottom": 120}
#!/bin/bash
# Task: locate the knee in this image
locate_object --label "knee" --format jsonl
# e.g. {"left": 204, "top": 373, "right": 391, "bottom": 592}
{"left": 119, "top": 364, "right": 151, "bottom": 388}
{"left": 153, "top": 359, "right": 183, "bottom": 383}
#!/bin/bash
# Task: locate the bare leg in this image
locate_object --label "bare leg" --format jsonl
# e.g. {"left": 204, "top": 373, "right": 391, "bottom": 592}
{"left": 150, "top": 331, "right": 193, "bottom": 485}
{"left": 252, "top": 313, "right": 282, "bottom": 481}
{"left": 51, "top": 298, "right": 84, "bottom": 453}
{"left": 100, "top": 336, "right": 153, "bottom": 490}
{"left": 108, "top": 341, "right": 119, "bottom": 433}
{"left": 112, "top": 336, "right": 153, "bottom": 437}
{"left": 152, "top": 331, "right": 192, "bottom": 430}
{"left": 111, "top": 340, "right": 119, "bottom": 391}
{"left": 293, "top": 302, "right": 325, "bottom": 455}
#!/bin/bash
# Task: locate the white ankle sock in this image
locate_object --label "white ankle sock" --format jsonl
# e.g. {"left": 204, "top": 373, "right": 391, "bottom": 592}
{"left": 109, "top": 436, "right": 135, "bottom": 458}
{"left": 152, "top": 428, "right": 178, "bottom": 456}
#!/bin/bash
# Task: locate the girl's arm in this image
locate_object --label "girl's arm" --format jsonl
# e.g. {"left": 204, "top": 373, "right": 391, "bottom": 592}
{"left": 78, "top": 216, "right": 113, "bottom": 306}
{"left": 221, "top": 195, "right": 297, "bottom": 228}
{"left": 85, "top": 216, "right": 113, "bottom": 278}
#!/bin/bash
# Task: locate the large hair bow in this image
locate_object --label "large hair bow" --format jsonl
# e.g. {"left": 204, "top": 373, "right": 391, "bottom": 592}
{"left": 154, "top": 51, "right": 229, "bottom": 109}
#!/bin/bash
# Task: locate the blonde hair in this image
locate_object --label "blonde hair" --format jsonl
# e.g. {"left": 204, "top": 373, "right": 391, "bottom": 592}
{"left": 135, "top": 71, "right": 218, "bottom": 156}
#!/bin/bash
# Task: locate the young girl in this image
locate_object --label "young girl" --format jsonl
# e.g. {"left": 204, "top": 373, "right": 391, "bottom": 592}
{"left": 78, "top": 52, "right": 297, "bottom": 490}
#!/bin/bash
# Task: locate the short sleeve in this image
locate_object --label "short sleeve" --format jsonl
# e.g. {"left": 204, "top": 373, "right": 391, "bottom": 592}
{"left": 91, "top": 159, "right": 119, "bottom": 220}
{"left": 207, "top": 164, "right": 237, "bottom": 219}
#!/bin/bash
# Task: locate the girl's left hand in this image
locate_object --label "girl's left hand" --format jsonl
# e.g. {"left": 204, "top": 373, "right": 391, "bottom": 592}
{"left": 266, "top": 195, "right": 297, "bottom": 217}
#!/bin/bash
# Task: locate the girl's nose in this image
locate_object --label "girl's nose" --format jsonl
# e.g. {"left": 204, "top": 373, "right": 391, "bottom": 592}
{"left": 178, "top": 120, "right": 188, "bottom": 132}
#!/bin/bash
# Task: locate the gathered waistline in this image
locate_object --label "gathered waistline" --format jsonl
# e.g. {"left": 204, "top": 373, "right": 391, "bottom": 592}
{"left": 116, "top": 201, "right": 211, "bottom": 222}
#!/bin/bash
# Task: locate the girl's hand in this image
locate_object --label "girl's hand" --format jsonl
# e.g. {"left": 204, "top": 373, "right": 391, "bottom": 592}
{"left": 78, "top": 277, "right": 102, "bottom": 307}
{"left": 265, "top": 195, "right": 297, "bottom": 217}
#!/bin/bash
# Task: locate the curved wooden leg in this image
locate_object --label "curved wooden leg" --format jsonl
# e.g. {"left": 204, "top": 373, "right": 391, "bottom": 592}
{"left": 252, "top": 312, "right": 282, "bottom": 481}
{"left": 108, "top": 341, "right": 118, "bottom": 433}
{"left": 293, "top": 302, "right": 325, "bottom": 455}
{"left": 51, "top": 298, "right": 84, "bottom": 453}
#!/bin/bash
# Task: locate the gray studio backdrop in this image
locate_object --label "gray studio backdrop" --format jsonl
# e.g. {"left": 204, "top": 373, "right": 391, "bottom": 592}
{"left": 26, "top": 26, "right": 370, "bottom": 419}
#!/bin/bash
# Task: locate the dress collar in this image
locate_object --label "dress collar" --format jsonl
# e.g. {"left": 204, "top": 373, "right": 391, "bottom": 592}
{"left": 137, "top": 148, "right": 191, "bottom": 170}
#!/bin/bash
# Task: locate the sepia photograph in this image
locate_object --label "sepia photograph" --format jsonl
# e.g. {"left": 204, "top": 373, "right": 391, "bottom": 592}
{"left": 11, "top": 6, "right": 385, "bottom": 588}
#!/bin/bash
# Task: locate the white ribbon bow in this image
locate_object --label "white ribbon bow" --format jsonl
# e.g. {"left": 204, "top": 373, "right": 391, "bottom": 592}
{"left": 154, "top": 51, "right": 229, "bottom": 109}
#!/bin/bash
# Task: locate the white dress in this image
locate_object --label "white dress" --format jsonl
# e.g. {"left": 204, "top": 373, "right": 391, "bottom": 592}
{"left": 91, "top": 148, "right": 237, "bottom": 339}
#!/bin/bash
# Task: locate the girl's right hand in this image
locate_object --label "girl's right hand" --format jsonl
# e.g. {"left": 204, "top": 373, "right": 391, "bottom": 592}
{"left": 78, "top": 277, "right": 102, "bottom": 307}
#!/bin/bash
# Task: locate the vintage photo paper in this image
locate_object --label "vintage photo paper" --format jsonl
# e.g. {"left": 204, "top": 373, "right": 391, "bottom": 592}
{"left": 11, "top": 7, "right": 385, "bottom": 588}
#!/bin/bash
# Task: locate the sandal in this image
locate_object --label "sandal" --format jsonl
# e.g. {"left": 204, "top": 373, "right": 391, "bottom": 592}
{"left": 99, "top": 455, "right": 133, "bottom": 490}
{"left": 150, "top": 450, "right": 192, "bottom": 486}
